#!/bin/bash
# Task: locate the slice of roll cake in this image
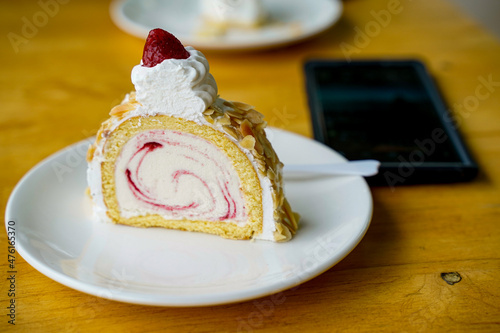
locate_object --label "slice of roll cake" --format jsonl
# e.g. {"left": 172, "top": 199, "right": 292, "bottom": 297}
{"left": 87, "top": 29, "right": 298, "bottom": 241}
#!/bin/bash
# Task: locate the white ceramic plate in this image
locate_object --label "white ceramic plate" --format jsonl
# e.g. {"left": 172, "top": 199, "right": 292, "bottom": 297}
{"left": 5, "top": 128, "right": 372, "bottom": 306}
{"left": 110, "top": 0, "right": 342, "bottom": 50}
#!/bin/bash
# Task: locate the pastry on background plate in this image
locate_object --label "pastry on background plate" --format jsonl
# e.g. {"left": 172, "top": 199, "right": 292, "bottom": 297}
{"left": 87, "top": 29, "right": 299, "bottom": 241}
{"left": 200, "top": 0, "right": 267, "bottom": 29}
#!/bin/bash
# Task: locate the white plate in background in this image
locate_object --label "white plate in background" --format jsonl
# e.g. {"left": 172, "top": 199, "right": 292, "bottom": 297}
{"left": 110, "top": 0, "right": 342, "bottom": 50}
{"left": 5, "top": 128, "right": 372, "bottom": 306}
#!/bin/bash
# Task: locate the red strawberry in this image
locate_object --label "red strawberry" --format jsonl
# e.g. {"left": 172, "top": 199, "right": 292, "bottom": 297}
{"left": 141, "top": 29, "right": 190, "bottom": 67}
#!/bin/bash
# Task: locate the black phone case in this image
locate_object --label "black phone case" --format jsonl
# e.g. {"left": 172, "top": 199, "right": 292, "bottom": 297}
{"left": 304, "top": 59, "right": 478, "bottom": 186}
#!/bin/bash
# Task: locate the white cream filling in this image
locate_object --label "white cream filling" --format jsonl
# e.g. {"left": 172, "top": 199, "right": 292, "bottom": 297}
{"left": 115, "top": 129, "right": 247, "bottom": 224}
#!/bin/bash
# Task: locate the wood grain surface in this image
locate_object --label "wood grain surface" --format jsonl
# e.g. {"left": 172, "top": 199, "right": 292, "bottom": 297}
{"left": 1, "top": 0, "right": 499, "bottom": 332}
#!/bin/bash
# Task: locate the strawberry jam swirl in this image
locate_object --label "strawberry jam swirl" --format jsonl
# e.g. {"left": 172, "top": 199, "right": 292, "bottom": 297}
{"left": 114, "top": 130, "right": 247, "bottom": 223}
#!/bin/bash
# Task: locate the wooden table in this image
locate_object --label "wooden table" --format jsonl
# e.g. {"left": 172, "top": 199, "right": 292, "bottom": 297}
{"left": 1, "top": 0, "right": 499, "bottom": 331}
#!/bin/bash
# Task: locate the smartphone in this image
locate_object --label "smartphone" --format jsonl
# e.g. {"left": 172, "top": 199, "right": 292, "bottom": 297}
{"left": 304, "top": 60, "right": 478, "bottom": 186}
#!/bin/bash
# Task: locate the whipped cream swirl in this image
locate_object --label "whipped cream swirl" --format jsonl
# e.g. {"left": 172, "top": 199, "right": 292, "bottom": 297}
{"left": 131, "top": 47, "right": 218, "bottom": 122}
{"left": 115, "top": 130, "right": 247, "bottom": 223}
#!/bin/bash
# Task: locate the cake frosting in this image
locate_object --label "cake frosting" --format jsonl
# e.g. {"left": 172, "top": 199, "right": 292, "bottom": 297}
{"left": 201, "top": 0, "right": 266, "bottom": 28}
{"left": 131, "top": 47, "right": 217, "bottom": 123}
{"left": 87, "top": 29, "right": 298, "bottom": 241}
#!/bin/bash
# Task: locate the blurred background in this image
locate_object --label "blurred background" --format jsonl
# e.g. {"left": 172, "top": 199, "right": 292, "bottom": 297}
{"left": 1, "top": 0, "right": 500, "bottom": 331}
{"left": 449, "top": 0, "right": 500, "bottom": 39}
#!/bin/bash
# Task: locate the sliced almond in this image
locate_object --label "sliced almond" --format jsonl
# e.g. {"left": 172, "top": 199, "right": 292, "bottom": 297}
{"left": 254, "top": 140, "right": 264, "bottom": 156}
{"left": 246, "top": 110, "right": 264, "bottom": 124}
{"left": 86, "top": 144, "right": 96, "bottom": 162}
{"left": 239, "top": 135, "right": 256, "bottom": 150}
{"left": 267, "top": 168, "right": 276, "bottom": 181}
{"left": 211, "top": 102, "right": 224, "bottom": 114}
{"left": 282, "top": 216, "right": 294, "bottom": 233}
{"left": 231, "top": 101, "right": 255, "bottom": 112}
{"left": 203, "top": 108, "right": 215, "bottom": 116}
{"left": 255, "top": 120, "right": 267, "bottom": 132}
{"left": 222, "top": 100, "right": 234, "bottom": 108}
{"left": 223, "top": 125, "right": 239, "bottom": 140}
{"left": 271, "top": 189, "right": 278, "bottom": 210}
{"left": 292, "top": 212, "right": 301, "bottom": 229}
{"left": 283, "top": 198, "right": 299, "bottom": 232}
{"left": 226, "top": 110, "right": 244, "bottom": 119}
{"left": 240, "top": 119, "right": 254, "bottom": 137}
{"left": 216, "top": 117, "right": 231, "bottom": 126}
{"left": 103, "top": 129, "right": 111, "bottom": 138}
{"left": 262, "top": 139, "right": 276, "bottom": 159}
{"left": 273, "top": 223, "right": 289, "bottom": 242}
{"left": 255, "top": 157, "right": 266, "bottom": 168}
{"left": 96, "top": 127, "right": 104, "bottom": 140}
{"left": 257, "top": 163, "right": 266, "bottom": 174}
{"left": 110, "top": 103, "right": 133, "bottom": 116}
{"left": 204, "top": 115, "right": 214, "bottom": 124}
